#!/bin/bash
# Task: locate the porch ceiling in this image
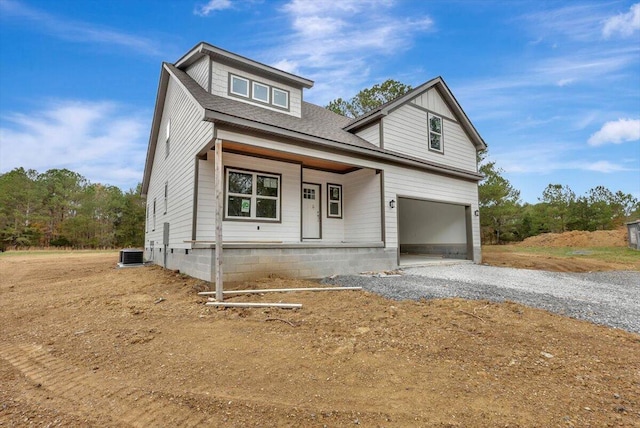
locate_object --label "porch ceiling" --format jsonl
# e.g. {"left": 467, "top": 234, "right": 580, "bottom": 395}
{"left": 222, "top": 140, "right": 361, "bottom": 174}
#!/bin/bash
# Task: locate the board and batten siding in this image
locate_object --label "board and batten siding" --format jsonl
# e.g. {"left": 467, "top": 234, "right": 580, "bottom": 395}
{"left": 185, "top": 55, "right": 210, "bottom": 91}
{"left": 344, "top": 169, "right": 382, "bottom": 242}
{"left": 209, "top": 61, "right": 302, "bottom": 118}
{"left": 197, "top": 152, "right": 302, "bottom": 242}
{"left": 355, "top": 122, "right": 380, "bottom": 147}
{"left": 145, "top": 76, "right": 214, "bottom": 249}
{"left": 383, "top": 94, "right": 477, "bottom": 172}
{"left": 410, "top": 88, "right": 454, "bottom": 120}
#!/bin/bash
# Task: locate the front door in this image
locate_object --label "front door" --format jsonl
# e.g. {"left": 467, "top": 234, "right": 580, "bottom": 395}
{"left": 302, "top": 183, "right": 321, "bottom": 239}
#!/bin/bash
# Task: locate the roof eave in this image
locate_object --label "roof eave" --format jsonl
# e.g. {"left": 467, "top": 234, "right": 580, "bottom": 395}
{"left": 175, "top": 41, "right": 314, "bottom": 89}
{"left": 204, "top": 110, "right": 483, "bottom": 182}
{"left": 141, "top": 64, "right": 170, "bottom": 197}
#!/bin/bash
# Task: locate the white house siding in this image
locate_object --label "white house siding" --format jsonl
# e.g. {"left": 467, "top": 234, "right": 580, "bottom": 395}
{"left": 343, "top": 169, "right": 382, "bottom": 242}
{"left": 194, "top": 152, "right": 302, "bottom": 242}
{"left": 355, "top": 122, "right": 380, "bottom": 147}
{"left": 214, "top": 128, "right": 481, "bottom": 260}
{"left": 384, "top": 165, "right": 481, "bottom": 261}
{"left": 383, "top": 103, "right": 477, "bottom": 172}
{"left": 210, "top": 62, "right": 302, "bottom": 118}
{"left": 302, "top": 169, "right": 345, "bottom": 241}
{"left": 185, "top": 56, "right": 209, "bottom": 91}
{"left": 145, "top": 76, "right": 214, "bottom": 250}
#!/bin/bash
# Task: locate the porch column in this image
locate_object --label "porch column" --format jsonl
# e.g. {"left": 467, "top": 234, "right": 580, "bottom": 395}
{"left": 214, "top": 138, "right": 223, "bottom": 301}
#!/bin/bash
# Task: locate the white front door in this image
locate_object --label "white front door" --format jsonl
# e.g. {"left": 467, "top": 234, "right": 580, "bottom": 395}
{"left": 302, "top": 183, "right": 321, "bottom": 239}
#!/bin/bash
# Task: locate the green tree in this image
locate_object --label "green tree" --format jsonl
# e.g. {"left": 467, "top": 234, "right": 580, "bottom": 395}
{"left": 326, "top": 79, "right": 412, "bottom": 117}
{"left": 478, "top": 158, "right": 521, "bottom": 244}
{"left": 0, "top": 168, "right": 44, "bottom": 248}
{"left": 39, "top": 169, "right": 87, "bottom": 245}
{"left": 114, "top": 184, "right": 146, "bottom": 247}
{"left": 539, "top": 184, "right": 575, "bottom": 232}
{"left": 587, "top": 186, "right": 616, "bottom": 230}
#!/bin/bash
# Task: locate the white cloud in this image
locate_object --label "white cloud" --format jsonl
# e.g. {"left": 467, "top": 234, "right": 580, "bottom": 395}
{"left": 267, "top": 0, "right": 434, "bottom": 104}
{"left": 583, "top": 160, "right": 629, "bottom": 173}
{"left": 603, "top": 3, "right": 640, "bottom": 38}
{"left": 194, "top": 0, "right": 233, "bottom": 16}
{"left": 0, "top": 100, "right": 148, "bottom": 189}
{"left": 0, "top": 0, "right": 165, "bottom": 56}
{"left": 588, "top": 118, "right": 640, "bottom": 146}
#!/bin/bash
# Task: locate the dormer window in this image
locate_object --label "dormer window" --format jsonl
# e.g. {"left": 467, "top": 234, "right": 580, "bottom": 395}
{"left": 230, "top": 75, "right": 249, "bottom": 97}
{"left": 252, "top": 82, "right": 269, "bottom": 103}
{"left": 272, "top": 88, "right": 289, "bottom": 109}
{"left": 228, "top": 73, "right": 290, "bottom": 111}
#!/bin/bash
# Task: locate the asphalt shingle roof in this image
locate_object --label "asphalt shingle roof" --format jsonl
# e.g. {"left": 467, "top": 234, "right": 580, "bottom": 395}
{"left": 166, "top": 64, "right": 381, "bottom": 152}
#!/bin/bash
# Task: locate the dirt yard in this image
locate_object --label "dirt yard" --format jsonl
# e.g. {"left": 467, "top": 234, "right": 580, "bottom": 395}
{"left": 1, "top": 250, "right": 639, "bottom": 427}
{"left": 482, "top": 227, "right": 640, "bottom": 272}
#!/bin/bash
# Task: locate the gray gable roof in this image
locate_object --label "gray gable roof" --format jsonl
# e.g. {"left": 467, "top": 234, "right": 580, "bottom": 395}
{"left": 143, "top": 61, "right": 485, "bottom": 196}
{"left": 345, "top": 77, "right": 487, "bottom": 150}
{"left": 167, "top": 63, "right": 381, "bottom": 151}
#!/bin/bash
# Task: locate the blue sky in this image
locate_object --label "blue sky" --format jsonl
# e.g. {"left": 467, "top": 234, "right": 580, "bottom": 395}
{"left": 0, "top": 0, "right": 638, "bottom": 203}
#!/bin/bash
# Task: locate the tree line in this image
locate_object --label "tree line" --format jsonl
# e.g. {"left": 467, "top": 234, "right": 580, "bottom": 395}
{"left": 479, "top": 156, "right": 639, "bottom": 244}
{"left": 1, "top": 81, "right": 637, "bottom": 250}
{"left": 0, "top": 168, "right": 145, "bottom": 250}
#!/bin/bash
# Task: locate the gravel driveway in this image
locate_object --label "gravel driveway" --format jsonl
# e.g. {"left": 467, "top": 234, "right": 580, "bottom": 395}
{"left": 322, "top": 264, "right": 640, "bottom": 334}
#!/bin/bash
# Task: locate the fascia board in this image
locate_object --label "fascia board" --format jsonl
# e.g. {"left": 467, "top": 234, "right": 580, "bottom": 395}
{"left": 141, "top": 65, "right": 170, "bottom": 197}
{"left": 204, "top": 110, "right": 483, "bottom": 182}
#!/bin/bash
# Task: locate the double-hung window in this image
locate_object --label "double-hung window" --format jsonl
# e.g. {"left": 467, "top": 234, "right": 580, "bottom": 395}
{"left": 327, "top": 183, "right": 342, "bottom": 218}
{"left": 428, "top": 113, "right": 443, "bottom": 153}
{"left": 226, "top": 168, "right": 280, "bottom": 221}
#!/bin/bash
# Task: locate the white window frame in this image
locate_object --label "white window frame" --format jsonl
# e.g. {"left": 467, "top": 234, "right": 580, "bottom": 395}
{"left": 428, "top": 113, "right": 444, "bottom": 154}
{"left": 165, "top": 119, "right": 171, "bottom": 158}
{"left": 153, "top": 198, "right": 156, "bottom": 231}
{"left": 230, "top": 75, "right": 250, "bottom": 97}
{"left": 164, "top": 182, "right": 168, "bottom": 215}
{"left": 252, "top": 81, "right": 270, "bottom": 103}
{"left": 272, "top": 88, "right": 289, "bottom": 109}
{"left": 327, "top": 183, "right": 342, "bottom": 219}
{"left": 225, "top": 168, "right": 281, "bottom": 222}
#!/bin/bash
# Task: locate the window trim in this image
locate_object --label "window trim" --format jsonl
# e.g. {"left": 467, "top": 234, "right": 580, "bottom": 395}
{"left": 428, "top": 113, "right": 444, "bottom": 154}
{"left": 272, "top": 87, "right": 289, "bottom": 109}
{"left": 228, "top": 73, "right": 290, "bottom": 111}
{"left": 252, "top": 81, "right": 270, "bottom": 103}
{"left": 224, "top": 167, "right": 282, "bottom": 223}
{"left": 230, "top": 75, "right": 250, "bottom": 98}
{"left": 327, "top": 183, "right": 343, "bottom": 219}
{"left": 165, "top": 119, "right": 171, "bottom": 158}
{"left": 164, "top": 182, "right": 168, "bottom": 215}
{"left": 153, "top": 198, "right": 156, "bottom": 231}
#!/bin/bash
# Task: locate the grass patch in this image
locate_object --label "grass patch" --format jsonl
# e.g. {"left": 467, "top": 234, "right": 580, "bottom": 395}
{"left": 0, "top": 249, "right": 117, "bottom": 258}
{"left": 486, "top": 245, "right": 640, "bottom": 265}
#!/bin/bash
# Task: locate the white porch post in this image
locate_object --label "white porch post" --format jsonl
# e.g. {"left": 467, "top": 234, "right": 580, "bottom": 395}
{"left": 214, "top": 138, "right": 223, "bottom": 301}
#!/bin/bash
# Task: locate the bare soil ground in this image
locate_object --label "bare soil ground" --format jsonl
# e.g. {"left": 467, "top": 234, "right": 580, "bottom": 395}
{"left": 482, "top": 228, "right": 640, "bottom": 272}
{"left": 1, "top": 250, "right": 639, "bottom": 427}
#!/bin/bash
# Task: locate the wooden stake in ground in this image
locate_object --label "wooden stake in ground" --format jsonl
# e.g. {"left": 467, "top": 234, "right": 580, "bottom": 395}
{"left": 214, "top": 138, "right": 223, "bottom": 302}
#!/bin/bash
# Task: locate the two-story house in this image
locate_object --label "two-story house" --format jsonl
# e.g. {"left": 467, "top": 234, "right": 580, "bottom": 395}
{"left": 142, "top": 42, "right": 486, "bottom": 283}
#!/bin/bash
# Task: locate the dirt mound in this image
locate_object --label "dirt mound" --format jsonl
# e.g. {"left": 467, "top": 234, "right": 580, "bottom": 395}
{"left": 519, "top": 228, "right": 627, "bottom": 248}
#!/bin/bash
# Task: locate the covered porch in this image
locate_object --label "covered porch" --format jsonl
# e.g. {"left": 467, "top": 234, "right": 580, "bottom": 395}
{"left": 178, "top": 136, "right": 396, "bottom": 282}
